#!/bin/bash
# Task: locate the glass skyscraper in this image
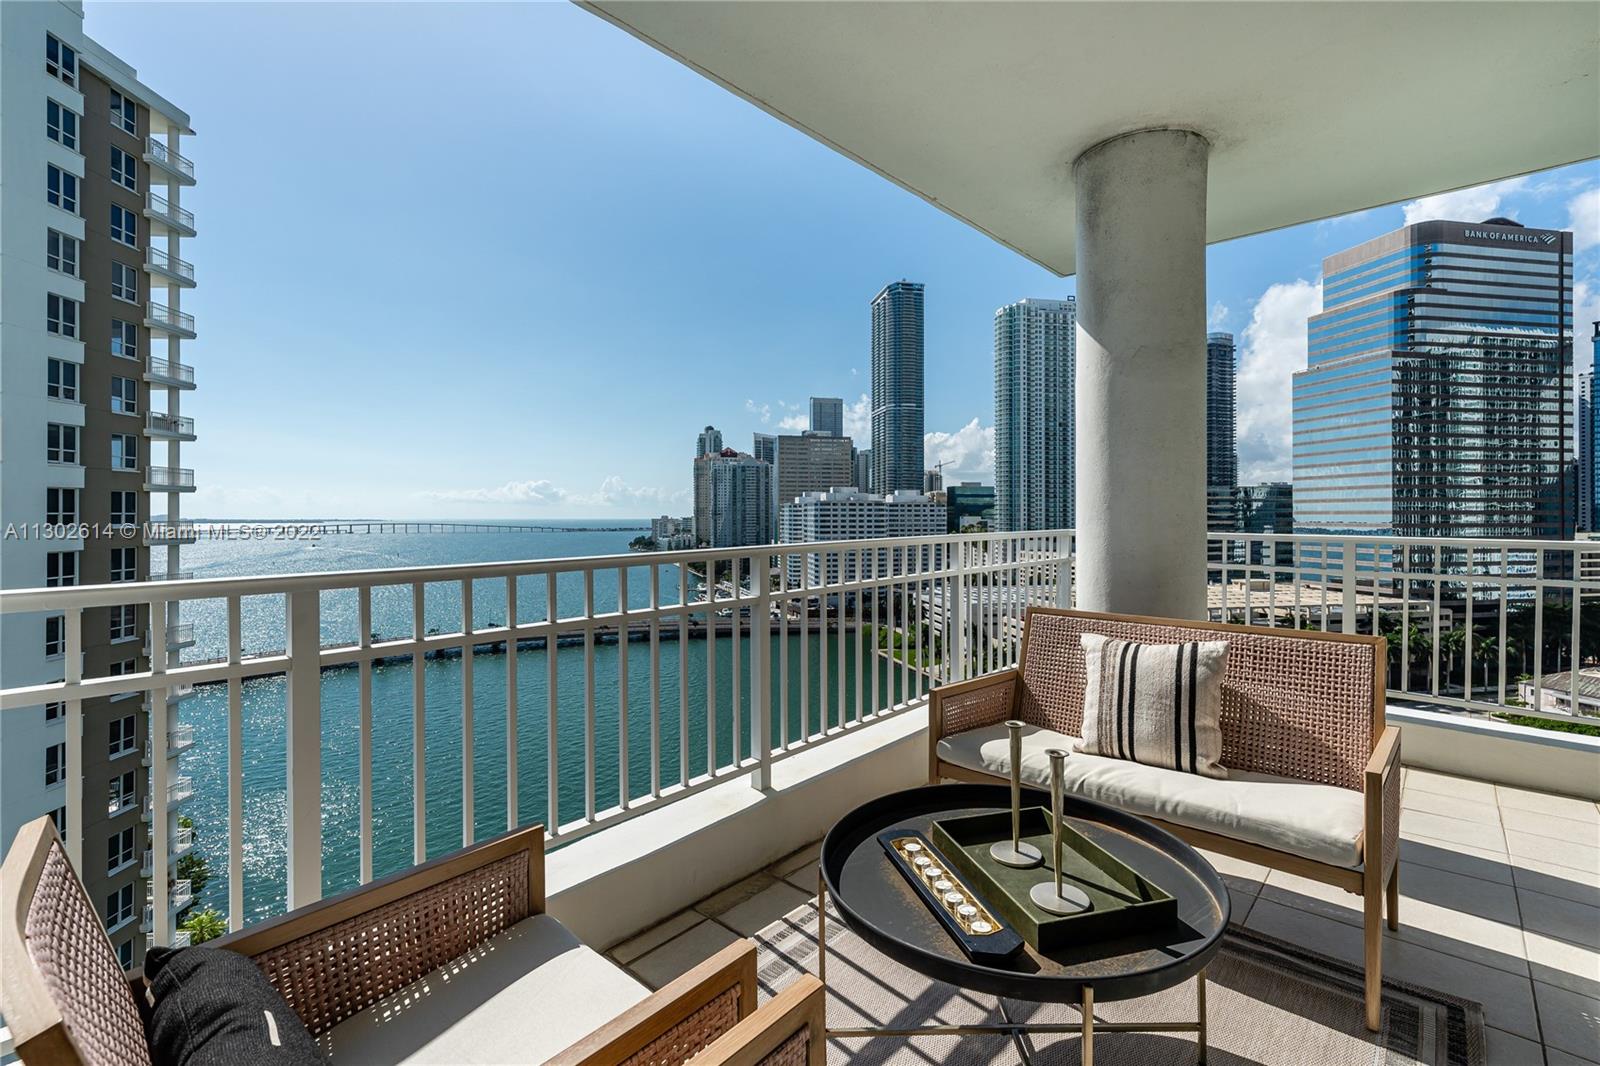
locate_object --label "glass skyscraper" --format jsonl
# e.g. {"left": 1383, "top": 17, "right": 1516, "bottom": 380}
{"left": 1582, "top": 324, "right": 1599, "bottom": 532}
{"left": 871, "top": 281, "right": 925, "bottom": 493}
{"left": 1292, "top": 219, "right": 1574, "bottom": 538}
{"left": 994, "top": 297, "right": 1076, "bottom": 531}
{"left": 1206, "top": 332, "right": 1239, "bottom": 531}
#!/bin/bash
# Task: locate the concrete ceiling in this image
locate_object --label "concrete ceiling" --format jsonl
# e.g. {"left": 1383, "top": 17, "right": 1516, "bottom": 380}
{"left": 581, "top": 1, "right": 1600, "bottom": 276}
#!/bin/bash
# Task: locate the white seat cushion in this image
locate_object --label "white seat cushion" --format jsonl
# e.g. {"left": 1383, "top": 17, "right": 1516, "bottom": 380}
{"left": 937, "top": 721, "right": 1365, "bottom": 868}
{"left": 321, "top": 913, "right": 649, "bottom": 1065}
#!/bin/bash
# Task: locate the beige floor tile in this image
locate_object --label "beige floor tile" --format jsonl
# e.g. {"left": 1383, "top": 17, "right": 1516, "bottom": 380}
{"left": 1525, "top": 930, "right": 1600, "bottom": 999}
{"left": 609, "top": 908, "right": 703, "bottom": 964}
{"left": 1483, "top": 1024, "right": 1545, "bottom": 1065}
{"left": 1497, "top": 786, "right": 1600, "bottom": 824}
{"left": 1546, "top": 1049, "right": 1600, "bottom": 1066}
{"left": 1403, "top": 833, "right": 1516, "bottom": 885}
{"left": 1226, "top": 885, "right": 1256, "bottom": 925}
{"left": 1404, "top": 787, "right": 1503, "bottom": 825}
{"left": 1245, "top": 898, "right": 1542, "bottom": 1039}
{"left": 1403, "top": 809, "right": 1509, "bottom": 852}
{"left": 782, "top": 860, "right": 821, "bottom": 894}
{"left": 1518, "top": 888, "right": 1600, "bottom": 952}
{"left": 1197, "top": 847, "right": 1269, "bottom": 891}
{"left": 694, "top": 871, "right": 779, "bottom": 917}
{"left": 1502, "top": 806, "right": 1600, "bottom": 846}
{"left": 1513, "top": 858, "right": 1600, "bottom": 909}
{"left": 628, "top": 919, "right": 743, "bottom": 990}
{"left": 1408, "top": 769, "right": 1500, "bottom": 803}
{"left": 1507, "top": 832, "right": 1600, "bottom": 877}
{"left": 769, "top": 841, "right": 821, "bottom": 879}
{"left": 1534, "top": 980, "right": 1600, "bottom": 1062}
{"left": 716, "top": 880, "right": 814, "bottom": 936}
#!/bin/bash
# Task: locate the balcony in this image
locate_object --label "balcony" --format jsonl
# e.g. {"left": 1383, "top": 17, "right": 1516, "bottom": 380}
{"left": 142, "top": 136, "right": 195, "bottom": 185}
{"left": 145, "top": 301, "right": 196, "bottom": 340}
{"left": 143, "top": 723, "right": 195, "bottom": 764}
{"left": 145, "top": 521, "right": 200, "bottom": 546}
{"left": 139, "top": 827, "right": 193, "bottom": 876}
{"left": 142, "top": 621, "right": 196, "bottom": 656}
{"left": 145, "top": 467, "right": 195, "bottom": 493}
{"left": 145, "top": 411, "right": 196, "bottom": 441}
{"left": 145, "top": 355, "right": 196, "bottom": 389}
{"left": 145, "top": 245, "right": 195, "bottom": 287}
{"left": 143, "top": 191, "right": 195, "bottom": 237}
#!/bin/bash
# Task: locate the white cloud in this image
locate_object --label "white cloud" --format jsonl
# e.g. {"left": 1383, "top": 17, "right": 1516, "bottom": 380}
{"left": 1576, "top": 278, "right": 1599, "bottom": 369}
{"left": 1568, "top": 186, "right": 1600, "bottom": 254}
{"left": 1236, "top": 278, "right": 1321, "bottom": 484}
{"left": 422, "top": 479, "right": 569, "bottom": 505}
{"left": 1400, "top": 175, "right": 1528, "bottom": 226}
{"left": 577, "top": 476, "right": 687, "bottom": 511}
{"left": 776, "top": 414, "right": 808, "bottom": 432}
{"left": 843, "top": 393, "right": 871, "bottom": 440}
{"left": 1207, "top": 301, "right": 1230, "bottom": 330}
{"left": 924, "top": 419, "right": 995, "bottom": 482}
{"left": 744, "top": 399, "right": 771, "bottom": 423}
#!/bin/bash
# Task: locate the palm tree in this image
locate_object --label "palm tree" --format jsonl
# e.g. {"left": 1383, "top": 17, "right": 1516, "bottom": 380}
{"left": 1438, "top": 628, "right": 1466, "bottom": 693}
{"left": 180, "top": 907, "right": 226, "bottom": 945}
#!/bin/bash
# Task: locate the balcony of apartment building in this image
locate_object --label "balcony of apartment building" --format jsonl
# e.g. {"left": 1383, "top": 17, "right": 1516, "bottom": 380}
{"left": 141, "top": 722, "right": 195, "bottom": 766}
{"left": 145, "top": 301, "right": 196, "bottom": 341}
{"left": 142, "top": 190, "right": 195, "bottom": 237}
{"left": 139, "top": 826, "right": 194, "bottom": 877}
{"left": 145, "top": 244, "right": 196, "bottom": 288}
{"left": 144, "top": 354, "right": 195, "bottom": 390}
{"left": 142, "top": 135, "right": 196, "bottom": 187}
{"left": 145, "top": 520, "right": 200, "bottom": 546}
{"left": 144, "top": 466, "right": 195, "bottom": 493}
{"left": 145, "top": 410, "right": 196, "bottom": 442}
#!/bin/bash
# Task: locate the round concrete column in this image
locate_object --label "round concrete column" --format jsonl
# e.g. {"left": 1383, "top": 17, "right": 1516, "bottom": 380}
{"left": 1073, "top": 129, "right": 1210, "bottom": 619}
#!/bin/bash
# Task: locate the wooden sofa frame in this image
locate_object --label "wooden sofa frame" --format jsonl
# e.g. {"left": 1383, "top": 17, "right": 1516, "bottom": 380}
{"left": 929, "top": 607, "right": 1401, "bottom": 1032}
{"left": 2, "top": 817, "right": 824, "bottom": 1066}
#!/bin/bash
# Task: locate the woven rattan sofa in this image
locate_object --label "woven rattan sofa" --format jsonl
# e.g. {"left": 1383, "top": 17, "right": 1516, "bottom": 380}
{"left": 929, "top": 607, "right": 1399, "bottom": 1031}
{"left": 0, "top": 817, "right": 824, "bottom": 1065}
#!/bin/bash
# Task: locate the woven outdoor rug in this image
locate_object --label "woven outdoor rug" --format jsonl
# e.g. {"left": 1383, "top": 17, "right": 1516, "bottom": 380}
{"left": 754, "top": 899, "right": 1484, "bottom": 1065}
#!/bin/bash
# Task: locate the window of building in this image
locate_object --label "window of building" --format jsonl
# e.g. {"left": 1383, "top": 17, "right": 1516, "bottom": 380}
{"left": 110, "top": 490, "right": 137, "bottom": 526}
{"left": 47, "top": 229, "right": 79, "bottom": 277}
{"left": 48, "top": 488, "right": 80, "bottom": 525}
{"left": 109, "top": 90, "right": 137, "bottom": 135}
{"left": 109, "top": 714, "right": 137, "bottom": 758}
{"left": 46, "top": 164, "right": 78, "bottom": 214}
{"left": 112, "top": 261, "right": 138, "bottom": 302}
{"left": 46, "top": 551, "right": 78, "bottom": 588}
{"left": 111, "top": 319, "right": 138, "bottom": 360}
{"left": 50, "top": 806, "right": 67, "bottom": 836}
{"left": 46, "top": 34, "right": 77, "bottom": 87}
{"left": 108, "top": 770, "right": 136, "bottom": 815}
{"left": 47, "top": 358, "right": 79, "bottom": 402}
{"left": 110, "top": 204, "right": 136, "bottom": 247}
{"left": 107, "top": 827, "right": 136, "bottom": 874}
{"left": 47, "top": 293, "right": 79, "bottom": 338}
{"left": 45, "top": 742, "right": 66, "bottom": 786}
{"left": 117, "top": 939, "right": 133, "bottom": 970}
{"left": 106, "top": 884, "right": 134, "bottom": 929}
{"left": 109, "top": 605, "right": 137, "bottom": 642}
{"left": 45, "top": 616, "right": 65, "bottom": 658}
{"left": 46, "top": 99, "right": 79, "bottom": 151}
{"left": 45, "top": 702, "right": 64, "bottom": 722}
{"left": 111, "top": 434, "right": 138, "bottom": 471}
{"left": 111, "top": 376, "right": 138, "bottom": 415}
{"left": 47, "top": 423, "right": 79, "bottom": 464}
{"left": 110, "top": 547, "right": 136, "bottom": 582}
{"left": 110, "top": 145, "right": 137, "bottom": 191}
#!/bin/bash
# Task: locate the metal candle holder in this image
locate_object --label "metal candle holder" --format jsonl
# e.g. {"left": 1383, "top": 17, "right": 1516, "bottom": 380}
{"left": 989, "top": 720, "right": 1042, "bottom": 868}
{"left": 1030, "top": 747, "right": 1092, "bottom": 915}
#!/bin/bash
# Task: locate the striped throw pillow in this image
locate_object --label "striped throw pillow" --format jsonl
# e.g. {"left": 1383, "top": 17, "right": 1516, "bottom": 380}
{"left": 1079, "top": 633, "right": 1229, "bottom": 778}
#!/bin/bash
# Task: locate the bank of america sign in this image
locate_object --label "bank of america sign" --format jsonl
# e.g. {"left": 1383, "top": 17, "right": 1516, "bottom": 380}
{"left": 1462, "top": 227, "right": 1559, "bottom": 245}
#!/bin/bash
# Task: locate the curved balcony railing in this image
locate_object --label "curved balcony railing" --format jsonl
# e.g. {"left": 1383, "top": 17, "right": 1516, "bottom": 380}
{"left": 145, "top": 137, "right": 195, "bottom": 181}
{"left": 147, "top": 467, "right": 195, "bottom": 491}
{"left": 147, "top": 302, "right": 195, "bottom": 336}
{"left": 147, "top": 412, "right": 196, "bottom": 439}
{"left": 146, "top": 356, "right": 195, "bottom": 388}
{"left": 146, "top": 245, "right": 195, "bottom": 283}
{"left": 146, "top": 192, "right": 195, "bottom": 233}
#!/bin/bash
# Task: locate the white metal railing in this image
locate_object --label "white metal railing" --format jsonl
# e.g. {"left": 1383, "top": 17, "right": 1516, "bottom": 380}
{"left": 146, "top": 356, "right": 195, "bottom": 387}
{"left": 145, "top": 136, "right": 195, "bottom": 180}
{"left": 147, "top": 468, "right": 195, "bottom": 490}
{"left": 145, "top": 723, "right": 195, "bottom": 761}
{"left": 3, "top": 529, "right": 1593, "bottom": 949}
{"left": 146, "top": 522, "right": 199, "bottom": 545}
{"left": 147, "top": 302, "right": 195, "bottom": 334}
{"left": 146, "top": 191, "right": 194, "bottom": 231}
{"left": 146, "top": 245, "right": 195, "bottom": 281}
{"left": 147, "top": 412, "right": 195, "bottom": 438}
{"left": 1207, "top": 532, "right": 1598, "bottom": 723}
{"left": 140, "top": 827, "right": 193, "bottom": 876}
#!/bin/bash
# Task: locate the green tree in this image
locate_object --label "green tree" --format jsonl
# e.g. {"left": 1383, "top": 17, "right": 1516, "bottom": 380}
{"left": 180, "top": 907, "right": 226, "bottom": 945}
{"left": 176, "top": 814, "right": 211, "bottom": 899}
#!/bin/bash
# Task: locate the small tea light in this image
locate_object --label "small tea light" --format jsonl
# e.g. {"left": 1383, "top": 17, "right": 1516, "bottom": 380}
{"left": 971, "top": 920, "right": 993, "bottom": 934}
{"left": 933, "top": 879, "right": 953, "bottom": 893}
{"left": 903, "top": 842, "right": 923, "bottom": 855}
{"left": 943, "top": 891, "right": 965, "bottom": 906}
{"left": 957, "top": 904, "right": 978, "bottom": 919}
{"left": 922, "top": 866, "right": 943, "bottom": 881}
{"left": 912, "top": 855, "right": 931, "bottom": 869}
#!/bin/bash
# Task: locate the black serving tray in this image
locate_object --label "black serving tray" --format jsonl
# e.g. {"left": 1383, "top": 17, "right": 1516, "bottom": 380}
{"left": 876, "top": 829, "right": 1023, "bottom": 964}
{"left": 931, "top": 807, "right": 1176, "bottom": 952}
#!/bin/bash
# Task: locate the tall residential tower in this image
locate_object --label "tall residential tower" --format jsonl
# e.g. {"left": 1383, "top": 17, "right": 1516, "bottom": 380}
{"left": 1292, "top": 219, "right": 1573, "bottom": 538}
{"left": 809, "top": 396, "right": 843, "bottom": 437}
{"left": 0, "top": 0, "right": 198, "bottom": 970}
{"left": 994, "top": 297, "right": 1076, "bottom": 531}
{"left": 870, "top": 281, "right": 925, "bottom": 493}
{"left": 1205, "top": 332, "right": 1239, "bottom": 531}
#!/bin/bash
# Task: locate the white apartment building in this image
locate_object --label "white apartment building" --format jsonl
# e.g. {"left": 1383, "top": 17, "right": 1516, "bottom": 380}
{"left": 779, "top": 488, "right": 946, "bottom": 585}
{"left": 0, "top": 0, "right": 197, "bottom": 971}
{"left": 994, "top": 297, "right": 1076, "bottom": 531}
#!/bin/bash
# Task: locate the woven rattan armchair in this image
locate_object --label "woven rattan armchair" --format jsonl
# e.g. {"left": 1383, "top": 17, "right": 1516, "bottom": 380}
{"left": 930, "top": 607, "right": 1400, "bottom": 1032}
{"left": 2, "top": 817, "right": 824, "bottom": 1065}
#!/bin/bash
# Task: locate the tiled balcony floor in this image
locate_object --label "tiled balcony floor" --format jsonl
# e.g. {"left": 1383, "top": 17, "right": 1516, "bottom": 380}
{"left": 604, "top": 770, "right": 1600, "bottom": 1065}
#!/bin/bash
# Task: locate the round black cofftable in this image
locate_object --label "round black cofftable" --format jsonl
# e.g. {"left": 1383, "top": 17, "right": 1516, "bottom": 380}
{"left": 817, "top": 783, "right": 1229, "bottom": 1065}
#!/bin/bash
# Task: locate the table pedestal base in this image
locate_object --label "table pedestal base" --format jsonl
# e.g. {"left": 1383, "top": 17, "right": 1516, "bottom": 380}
{"left": 816, "top": 874, "right": 1209, "bottom": 1065}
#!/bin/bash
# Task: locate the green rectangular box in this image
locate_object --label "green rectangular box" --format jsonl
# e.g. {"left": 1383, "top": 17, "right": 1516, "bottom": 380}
{"left": 931, "top": 807, "right": 1176, "bottom": 952}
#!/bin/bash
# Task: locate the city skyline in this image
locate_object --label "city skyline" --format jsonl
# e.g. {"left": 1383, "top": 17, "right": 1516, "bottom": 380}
{"left": 72, "top": 2, "right": 1600, "bottom": 520}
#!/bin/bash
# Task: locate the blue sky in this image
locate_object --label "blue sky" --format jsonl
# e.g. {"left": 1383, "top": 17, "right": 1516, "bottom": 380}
{"left": 85, "top": 3, "right": 1598, "bottom": 519}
